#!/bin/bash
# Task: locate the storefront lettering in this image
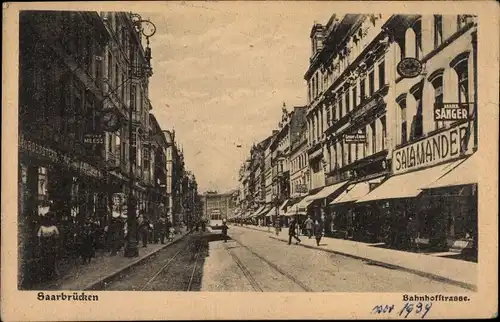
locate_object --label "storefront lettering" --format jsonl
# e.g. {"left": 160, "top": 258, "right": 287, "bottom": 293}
{"left": 393, "top": 123, "right": 471, "bottom": 174}
{"left": 20, "top": 135, "right": 102, "bottom": 178}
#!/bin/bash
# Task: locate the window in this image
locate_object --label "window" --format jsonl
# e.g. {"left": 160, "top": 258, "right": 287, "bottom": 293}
{"left": 121, "top": 70, "right": 125, "bottom": 102}
{"left": 115, "top": 63, "right": 119, "bottom": 89}
{"left": 360, "top": 77, "right": 366, "bottom": 100}
{"left": 378, "top": 60, "right": 385, "bottom": 89}
{"left": 434, "top": 15, "right": 443, "bottom": 48}
{"left": 340, "top": 142, "right": 344, "bottom": 168}
{"left": 107, "top": 52, "right": 113, "bottom": 81}
{"left": 107, "top": 133, "right": 113, "bottom": 153}
{"left": 381, "top": 116, "right": 387, "bottom": 150}
{"left": 368, "top": 70, "right": 375, "bottom": 96}
{"left": 410, "top": 85, "right": 424, "bottom": 140}
{"left": 398, "top": 96, "right": 407, "bottom": 144}
{"left": 338, "top": 93, "right": 343, "bottom": 118}
{"left": 131, "top": 85, "right": 137, "bottom": 111}
{"left": 352, "top": 86, "right": 357, "bottom": 109}
{"left": 347, "top": 143, "right": 352, "bottom": 164}
{"left": 456, "top": 62, "right": 469, "bottom": 104}
{"left": 37, "top": 167, "right": 48, "bottom": 200}
{"left": 345, "top": 87, "right": 350, "bottom": 113}
{"left": 371, "top": 122, "right": 377, "bottom": 154}
{"left": 414, "top": 20, "right": 422, "bottom": 59}
{"left": 115, "top": 132, "right": 121, "bottom": 163}
{"left": 430, "top": 72, "right": 444, "bottom": 130}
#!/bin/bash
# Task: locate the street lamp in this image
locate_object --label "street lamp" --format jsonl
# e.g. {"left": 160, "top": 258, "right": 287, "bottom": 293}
{"left": 123, "top": 16, "right": 157, "bottom": 258}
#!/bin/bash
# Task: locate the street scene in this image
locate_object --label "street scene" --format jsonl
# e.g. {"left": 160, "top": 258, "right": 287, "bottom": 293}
{"left": 17, "top": 6, "right": 478, "bottom": 294}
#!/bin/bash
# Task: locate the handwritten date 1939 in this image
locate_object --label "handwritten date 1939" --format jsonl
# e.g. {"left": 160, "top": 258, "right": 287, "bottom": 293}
{"left": 372, "top": 302, "right": 432, "bottom": 318}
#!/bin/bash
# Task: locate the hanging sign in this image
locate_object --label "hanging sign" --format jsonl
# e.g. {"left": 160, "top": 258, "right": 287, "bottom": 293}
{"left": 434, "top": 102, "right": 472, "bottom": 121}
{"left": 397, "top": 57, "right": 423, "bottom": 79}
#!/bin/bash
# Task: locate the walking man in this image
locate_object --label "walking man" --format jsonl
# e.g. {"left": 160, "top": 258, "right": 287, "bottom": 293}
{"left": 304, "top": 216, "right": 314, "bottom": 239}
{"left": 288, "top": 217, "right": 301, "bottom": 245}
{"left": 313, "top": 219, "right": 323, "bottom": 246}
{"left": 221, "top": 219, "right": 229, "bottom": 243}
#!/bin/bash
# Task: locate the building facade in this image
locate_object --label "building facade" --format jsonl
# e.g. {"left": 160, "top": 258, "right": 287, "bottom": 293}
{"left": 301, "top": 13, "right": 478, "bottom": 254}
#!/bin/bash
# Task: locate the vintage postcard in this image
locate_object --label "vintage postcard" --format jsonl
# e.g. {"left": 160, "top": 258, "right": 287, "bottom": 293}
{"left": 1, "top": 1, "right": 498, "bottom": 320}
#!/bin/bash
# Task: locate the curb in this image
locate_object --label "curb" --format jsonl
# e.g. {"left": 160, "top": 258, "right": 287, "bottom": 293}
{"left": 84, "top": 231, "right": 192, "bottom": 291}
{"left": 268, "top": 235, "right": 477, "bottom": 291}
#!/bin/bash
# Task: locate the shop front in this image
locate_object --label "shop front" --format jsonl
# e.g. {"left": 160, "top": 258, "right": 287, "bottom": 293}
{"left": 356, "top": 122, "right": 477, "bottom": 253}
{"left": 18, "top": 134, "right": 105, "bottom": 288}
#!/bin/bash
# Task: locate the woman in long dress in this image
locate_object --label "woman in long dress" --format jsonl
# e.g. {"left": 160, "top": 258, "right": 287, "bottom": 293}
{"left": 37, "top": 212, "right": 60, "bottom": 280}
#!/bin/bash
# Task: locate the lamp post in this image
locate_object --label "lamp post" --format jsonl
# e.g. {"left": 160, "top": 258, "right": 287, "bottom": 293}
{"left": 124, "top": 16, "right": 156, "bottom": 258}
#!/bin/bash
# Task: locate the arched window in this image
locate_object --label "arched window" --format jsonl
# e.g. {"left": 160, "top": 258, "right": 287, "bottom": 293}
{"left": 450, "top": 52, "right": 470, "bottom": 104}
{"left": 409, "top": 82, "right": 424, "bottom": 140}
{"left": 428, "top": 69, "right": 444, "bottom": 130}
{"left": 397, "top": 94, "right": 408, "bottom": 144}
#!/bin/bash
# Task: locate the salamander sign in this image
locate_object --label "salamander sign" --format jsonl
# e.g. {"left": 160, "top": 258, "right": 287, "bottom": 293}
{"left": 393, "top": 123, "right": 472, "bottom": 174}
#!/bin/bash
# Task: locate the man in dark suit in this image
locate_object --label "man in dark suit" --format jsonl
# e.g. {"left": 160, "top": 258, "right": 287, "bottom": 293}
{"left": 288, "top": 218, "right": 301, "bottom": 245}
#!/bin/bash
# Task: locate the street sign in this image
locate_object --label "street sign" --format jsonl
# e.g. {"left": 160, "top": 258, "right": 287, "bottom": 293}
{"left": 83, "top": 133, "right": 104, "bottom": 145}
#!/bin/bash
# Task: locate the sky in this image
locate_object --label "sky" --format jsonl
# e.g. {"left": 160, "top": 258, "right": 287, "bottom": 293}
{"left": 141, "top": 2, "right": 333, "bottom": 193}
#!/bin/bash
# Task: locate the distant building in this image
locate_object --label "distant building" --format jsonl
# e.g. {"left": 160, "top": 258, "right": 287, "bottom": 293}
{"left": 202, "top": 190, "right": 238, "bottom": 222}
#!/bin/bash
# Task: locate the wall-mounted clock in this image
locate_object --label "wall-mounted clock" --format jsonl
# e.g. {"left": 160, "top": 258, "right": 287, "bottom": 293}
{"left": 141, "top": 20, "right": 156, "bottom": 37}
{"left": 102, "top": 110, "right": 121, "bottom": 132}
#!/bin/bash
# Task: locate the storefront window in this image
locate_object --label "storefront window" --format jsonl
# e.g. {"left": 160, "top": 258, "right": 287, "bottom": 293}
{"left": 37, "top": 167, "right": 48, "bottom": 203}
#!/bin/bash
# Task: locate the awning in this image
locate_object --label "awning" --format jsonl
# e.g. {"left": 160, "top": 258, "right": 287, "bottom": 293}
{"left": 356, "top": 160, "right": 463, "bottom": 203}
{"left": 265, "top": 207, "right": 277, "bottom": 217}
{"left": 331, "top": 177, "right": 385, "bottom": 205}
{"left": 251, "top": 206, "right": 269, "bottom": 218}
{"left": 278, "top": 199, "right": 289, "bottom": 216}
{"left": 287, "top": 196, "right": 315, "bottom": 215}
{"left": 423, "top": 154, "right": 478, "bottom": 190}
{"left": 248, "top": 206, "right": 265, "bottom": 218}
{"left": 308, "top": 181, "right": 348, "bottom": 201}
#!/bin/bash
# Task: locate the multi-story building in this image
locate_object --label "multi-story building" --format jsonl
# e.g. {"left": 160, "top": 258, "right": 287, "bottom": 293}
{"left": 288, "top": 107, "right": 310, "bottom": 221}
{"left": 302, "top": 14, "right": 478, "bottom": 254}
{"left": 203, "top": 190, "right": 239, "bottom": 222}
{"left": 18, "top": 11, "right": 110, "bottom": 288}
{"left": 148, "top": 113, "right": 168, "bottom": 221}
{"left": 162, "top": 130, "right": 185, "bottom": 224}
{"left": 100, "top": 11, "right": 154, "bottom": 214}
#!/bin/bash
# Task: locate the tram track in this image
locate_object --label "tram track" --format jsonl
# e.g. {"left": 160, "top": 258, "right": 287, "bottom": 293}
{"left": 224, "top": 238, "right": 313, "bottom": 292}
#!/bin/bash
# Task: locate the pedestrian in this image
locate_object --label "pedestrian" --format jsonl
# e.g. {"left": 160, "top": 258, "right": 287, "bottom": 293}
{"left": 304, "top": 215, "right": 314, "bottom": 239}
{"left": 78, "top": 220, "right": 96, "bottom": 264}
{"left": 36, "top": 211, "right": 60, "bottom": 280}
{"left": 221, "top": 219, "right": 229, "bottom": 243}
{"left": 158, "top": 217, "right": 166, "bottom": 244}
{"left": 314, "top": 219, "right": 324, "bottom": 246}
{"left": 138, "top": 216, "right": 150, "bottom": 248}
{"left": 274, "top": 219, "right": 281, "bottom": 236}
{"left": 168, "top": 225, "right": 175, "bottom": 242}
{"left": 288, "top": 218, "right": 301, "bottom": 245}
{"left": 407, "top": 215, "right": 419, "bottom": 251}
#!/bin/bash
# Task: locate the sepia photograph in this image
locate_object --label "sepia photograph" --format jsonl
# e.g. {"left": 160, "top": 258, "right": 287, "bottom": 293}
{"left": 2, "top": 1, "right": 498, "bottom": 320}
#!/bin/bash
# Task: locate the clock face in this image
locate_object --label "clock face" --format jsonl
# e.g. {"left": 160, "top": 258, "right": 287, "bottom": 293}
{"left": 102, "top": 111, "right": 120, "bottom": 131}
{"left": 141, "top": 21, "right": 156, "bottom": 37}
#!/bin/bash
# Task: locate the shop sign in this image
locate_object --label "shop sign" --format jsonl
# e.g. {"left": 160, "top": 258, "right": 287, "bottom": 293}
{"left": 392, "top": 122, "right": 473, "bottom": 174}
{"left": 434, "top": 103, "right": 472, "bottom": 121}
{"left": 344, "top": 129, "right": 367, "bottom": 143}
{"left": 397, "top": 57, "right": 423, "bottom": 78}
{"left": 83, "top": 133, "right": 104, "bottom": 145}
{"left": 20, "top": 135, "right": 103, "bottom": 178}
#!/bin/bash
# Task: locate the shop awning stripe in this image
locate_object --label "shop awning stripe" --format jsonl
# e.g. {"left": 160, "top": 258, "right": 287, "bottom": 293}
{"left": 423, "top": 153, "right": 477, "bottom": 189}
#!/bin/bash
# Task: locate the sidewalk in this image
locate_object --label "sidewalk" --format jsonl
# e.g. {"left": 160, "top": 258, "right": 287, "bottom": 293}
{"left": 234, "top": 224, "right": 477, "bottom": 291}
{"left": 34, "top": 229, "right": 190, "bottom": 291}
